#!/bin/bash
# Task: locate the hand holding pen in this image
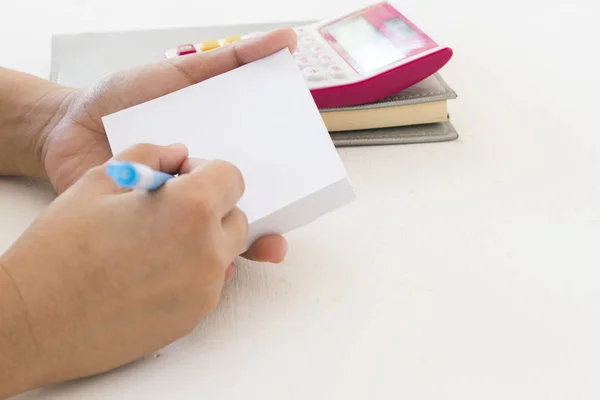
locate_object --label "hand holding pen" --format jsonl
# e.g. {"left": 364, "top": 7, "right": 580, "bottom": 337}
{"left": 106, "top": 159, "right": 175, "bottom": 190}
{"left": 0, "top": 143, "right": 288, "bottom": 394}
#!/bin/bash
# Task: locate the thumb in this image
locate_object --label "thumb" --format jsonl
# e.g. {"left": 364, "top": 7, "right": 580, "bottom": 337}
{"left": 94, "top": 28, "right": 297, "bottom": 119}
{"left": 87, "top": 143, "right": 189, "bottom": 194}
{"left": 112, "top": 142, "right": 189, "bottom": 172}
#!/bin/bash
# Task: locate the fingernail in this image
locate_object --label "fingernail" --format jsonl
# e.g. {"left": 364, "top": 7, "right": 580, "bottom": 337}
{"left": 281, "top": 239, "right": 289, "bottom": 256}
{"left": 168, "top": 143, "right": 187, "bottom": 151}
{"left": 271, "top": 240, "right": 289, "bottom": 264}
{"left": 225, "top": 263, "right": 235, "bottom": 282}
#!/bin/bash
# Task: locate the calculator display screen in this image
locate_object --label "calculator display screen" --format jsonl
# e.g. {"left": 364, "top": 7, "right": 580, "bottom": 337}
{"left": 325, "top": 16, "right": 408, "bottom": 73}
{"left": 319, "top": 3, "right": 438, "bottom": 74}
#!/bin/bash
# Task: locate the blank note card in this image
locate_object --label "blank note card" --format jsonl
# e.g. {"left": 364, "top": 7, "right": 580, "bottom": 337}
{"left": 102, "top": 49, "right": 355, "bottom": 249}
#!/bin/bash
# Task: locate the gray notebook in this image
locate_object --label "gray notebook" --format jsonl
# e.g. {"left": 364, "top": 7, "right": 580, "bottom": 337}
{"left": 49, "top": 21, "right": 458, "bottom": 146}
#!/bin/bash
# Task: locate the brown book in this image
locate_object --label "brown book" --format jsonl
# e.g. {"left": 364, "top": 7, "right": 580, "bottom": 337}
{"left": 320, "top": 73, "right": 457, "bottom": 132}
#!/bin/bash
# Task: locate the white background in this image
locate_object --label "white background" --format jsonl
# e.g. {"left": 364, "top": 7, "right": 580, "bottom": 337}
{"left": 2, "top": 0, "right": 600, "bottom": 398}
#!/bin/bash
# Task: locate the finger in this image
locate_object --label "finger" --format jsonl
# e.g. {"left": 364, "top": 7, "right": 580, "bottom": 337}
{"left": 179, "top": 157, "right": 208, "bottom": 174}
{"left": 166, "top": 28, "right": 297, "bottom": 86}
{"left": 242, "top": 235, "right": 288, "bottom": 264}
{"left": 98, "top": 28, "right": 297, "bottom": 115}
{"left": 87, "top": 143, "right": 188, "bottom": 193}
{"left": 112, "top": 143, "right": 189, "bottom": 172}
{"left": 222, "top": 207, "right": 249, "bottom": 256}
{"left": 178, "top": 159, "right": 245, "bottom": 217}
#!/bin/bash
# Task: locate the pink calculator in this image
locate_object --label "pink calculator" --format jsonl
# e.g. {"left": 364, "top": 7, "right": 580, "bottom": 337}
{"left": 164, "top": 2, "right": 453, "bottom": 109}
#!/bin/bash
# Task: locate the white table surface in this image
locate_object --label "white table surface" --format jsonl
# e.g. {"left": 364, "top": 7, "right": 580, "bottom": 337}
{"left": 2, "top": 0, "right": 600, "bottom": 398}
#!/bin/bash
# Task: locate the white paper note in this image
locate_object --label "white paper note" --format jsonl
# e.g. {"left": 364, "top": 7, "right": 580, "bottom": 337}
{"left": 102, "top": 49, "right": 355, "bottom": 249}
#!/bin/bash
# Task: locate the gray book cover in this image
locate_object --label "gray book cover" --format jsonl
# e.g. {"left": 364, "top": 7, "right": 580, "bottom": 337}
{"left": 49, "top": 21, "right": 458, "bottom": 146}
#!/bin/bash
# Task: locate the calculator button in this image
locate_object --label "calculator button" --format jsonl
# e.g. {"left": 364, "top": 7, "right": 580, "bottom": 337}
{"left": 303, "top": 67, "right": 327, "bottom": 81}
{"left": 293, "top": 45, "right": 310, "bottom": 57}
{"left": 176, "top": 44, "right": 197, "bottom": 56}
{"left": 224, "top": 35, "right": 242, "bottom": 44}
{"left": 318, "top": 54, "right": 335, "bottom": 65}
{"left": 328, "top": 65, "right": 346, "bottom": 79}
{"left": 296, "top": 56, "right": 319, "bottom": 68}
{"left": 309, "top": 44, "right": 327, "bottom": 54}
{"left": 299, "top": 35, "right": 316, "bottom": 45}
{"left": 199, "top": 40, "right": 220, "bottom": 51}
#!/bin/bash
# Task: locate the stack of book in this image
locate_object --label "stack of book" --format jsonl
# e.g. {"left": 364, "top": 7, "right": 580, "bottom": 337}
{"left": 320, "top": 73, "right": 458, "bottom": 146}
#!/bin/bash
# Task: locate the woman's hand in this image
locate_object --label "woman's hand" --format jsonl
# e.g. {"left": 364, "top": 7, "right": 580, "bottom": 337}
{"left": 0, "top": 143, "right": 252, "bottom": 396}
{"left": 42, "top": 29, "right": 296, "bottom": 194}
{"left": 1, "top": 28, "right": 296, "bottom": 264}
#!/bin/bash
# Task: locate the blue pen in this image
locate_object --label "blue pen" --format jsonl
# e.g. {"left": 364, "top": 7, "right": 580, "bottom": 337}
{"left": 106, "top": 160, "right": 174, "bottom": 190}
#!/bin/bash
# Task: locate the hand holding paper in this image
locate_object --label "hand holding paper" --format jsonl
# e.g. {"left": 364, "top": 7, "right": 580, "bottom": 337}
{"left": 0, "top": 31, "right": 357, "bottom": 398}
{"left": 40, "top": 29, "right": 299, "bottom": 263}
{"left": 102, "top": 48, "right": 355, "bottom": 250}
